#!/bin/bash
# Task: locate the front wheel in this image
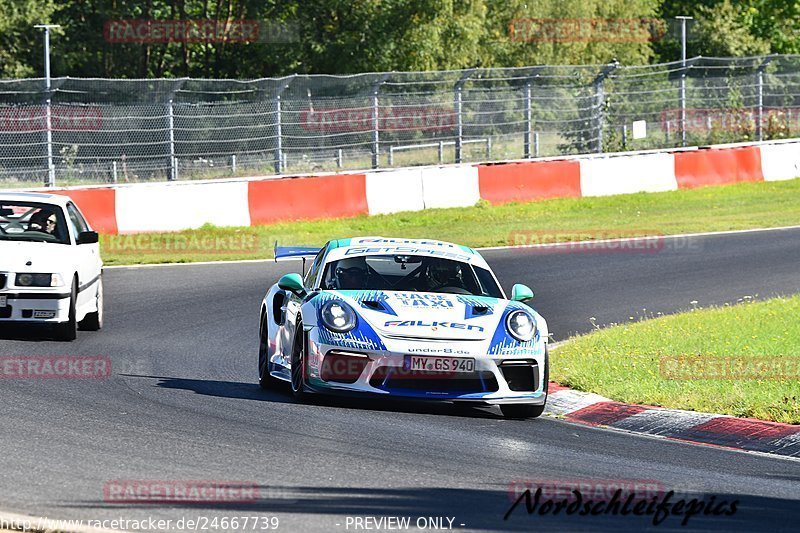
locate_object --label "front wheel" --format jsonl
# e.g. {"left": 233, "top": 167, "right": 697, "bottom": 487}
{"left": 258, "top": 313, "right": 281, "bottom": 390}
{"left": 55, "top": 280, "right": 78, "bottom": 342}
{"left": 79, "top": 277, "right": 103, "bottom": 331}
{"left": 290, "top": 324, "right": 308, "bottom": 400}
{"left": 500, "top": 403, "right": 546, "bottom": 419}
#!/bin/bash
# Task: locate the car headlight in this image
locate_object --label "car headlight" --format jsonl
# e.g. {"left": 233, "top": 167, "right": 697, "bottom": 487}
{"left": 506, "top": 310, "right": 536, "bottom": 342}
{"left": 16, "top": 273, "right": 63, "bottom": 287}
{"left": 320, "top": 300, "right": 357, "bottom": 333}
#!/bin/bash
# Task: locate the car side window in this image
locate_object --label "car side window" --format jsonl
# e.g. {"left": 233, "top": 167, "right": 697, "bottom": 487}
{"left": 303, "top": 247, "right": 326, "bottom": 288}
{"left": 66, "top": 203, "right": 89, "bottom": 236}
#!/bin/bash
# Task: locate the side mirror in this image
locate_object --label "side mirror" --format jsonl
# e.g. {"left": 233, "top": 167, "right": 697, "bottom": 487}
{"left": 511, "top": 283, "right": 534, "bottom": 302}
{"left": 77, "top": 231, "right": 99, "bottom": 245}
{"left": 278, "top": 273, "right": 306, "bottom": 297}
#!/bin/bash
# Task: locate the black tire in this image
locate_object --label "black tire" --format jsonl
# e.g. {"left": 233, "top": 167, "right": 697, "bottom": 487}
{"left": 79, "top": 277, "right": 103, "bottom": 331}
{"left": 500, "top": 403, "right": 546, "bottom": 419}
{"left": 55, "top": 280, "right": 78, "bottom": 342}
{"left": 290, "top": 323, "right": 308, "bottom": 400}
{"left": 500, "top": 347, "right": 550, "bottom": 419}
{"left": 258, "top": 312, "right": 281, "bottom": 390}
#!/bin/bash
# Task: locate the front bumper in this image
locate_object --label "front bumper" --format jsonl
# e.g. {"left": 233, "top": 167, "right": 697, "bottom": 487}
{"left": 0, "top": 290, "right": 71, "bottom": 323}
{"left": 304, "top": 333, "right": 547, "bottom": 404}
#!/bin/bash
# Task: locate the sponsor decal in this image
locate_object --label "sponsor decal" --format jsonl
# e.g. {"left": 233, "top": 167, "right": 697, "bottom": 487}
{"left": 384, "top": 320, "right": 484, "bottom": 332}
{"left": 394, "top": 293, "right": 454, "bottom": 308}
{"left": 344, "top": 247, "right": 472, "bottom": 262}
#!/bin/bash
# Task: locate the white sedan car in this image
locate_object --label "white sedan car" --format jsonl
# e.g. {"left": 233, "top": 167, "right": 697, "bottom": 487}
{"left": 0, "top": 192, "right": 103, "bottom": 340}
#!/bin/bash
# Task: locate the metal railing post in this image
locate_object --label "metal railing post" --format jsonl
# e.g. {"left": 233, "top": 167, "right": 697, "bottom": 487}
{"left": 274, "top": 76, "right": 295, "bottom": 174}
{"left": 165, "top": 79, "right": 188, "bottom": 181}
{"left": 371, "top": 73, "right": 391, "bottom": 169}
{"left": 524, "top": 81, "right": 532, "bottom": 158}
{"left": 592, "top": 62, "right": 618, "bottom": 154}
{"left": 438, "top": 141, "right": 444, "bottom": 164}
{"left": 275, "top": 93, "right": 283, "bottom": 173}
{"left": 454, "top": 69, "right": 475, "bottom": 164}
{"left": 756, "top": 55, "right": 776, "bottom": 141}
{"left": 534, "top": 132, "right": 540, "bottom": 158}
{"left": 168, "top": 99, "right": 176, "bottom": 181}
{"left": 676, "top": 16, "right": 693, "bottom": 148}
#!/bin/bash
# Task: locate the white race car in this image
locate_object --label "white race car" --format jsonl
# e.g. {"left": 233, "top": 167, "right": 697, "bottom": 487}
{"left": 0, "top": 192, "right": 103, "bottom": 341}
{"left": 259, "top": 237, "right": 549, "bottom": 418}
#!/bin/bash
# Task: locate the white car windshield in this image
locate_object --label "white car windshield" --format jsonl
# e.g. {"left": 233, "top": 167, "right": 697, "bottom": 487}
{"left": 322, "top": 254, "right": 503, "bottom": 297}
{"left": 0, "top": 201, "right": 70, "bottom": 245}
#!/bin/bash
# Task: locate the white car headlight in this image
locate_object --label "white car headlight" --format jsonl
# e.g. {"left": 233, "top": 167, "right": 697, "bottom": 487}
{"left": 320, "top": 300, "right": 357, "bottom": 333}
{"left": 16, "top": 273, "right": 63, "bottom": 287}
{"left": 506, "top": 310, "right": 536, "bottom": 342}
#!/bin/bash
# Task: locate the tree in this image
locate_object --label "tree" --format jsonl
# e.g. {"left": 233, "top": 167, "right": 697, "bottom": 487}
{"left": 0, "top": 0, "right": 59, "bottom": 77}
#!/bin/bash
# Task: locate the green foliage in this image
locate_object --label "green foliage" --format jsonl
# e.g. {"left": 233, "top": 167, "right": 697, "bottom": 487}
{"left": 1, "top": 1, "right": 797, "bottom": 77}
{"left": 0, "top": 0, "right": 58, "bottom": 77}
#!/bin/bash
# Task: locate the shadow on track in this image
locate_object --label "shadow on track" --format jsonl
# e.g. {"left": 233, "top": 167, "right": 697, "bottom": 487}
{"left": 120, "top": 374, "right": 504, "bottom": 419}
{"left": 68, "top": 485, "right": 800, "bottom": 532}
{"left": 0, "top": 323, "right": 67, "bottom": 342}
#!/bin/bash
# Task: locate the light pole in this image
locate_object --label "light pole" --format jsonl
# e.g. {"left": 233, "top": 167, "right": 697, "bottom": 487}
{"left": 675, "top": 16, "right": 692, "bottom": 147}
{"left": 35, "top": 24, "right": 60, "bottom": 187}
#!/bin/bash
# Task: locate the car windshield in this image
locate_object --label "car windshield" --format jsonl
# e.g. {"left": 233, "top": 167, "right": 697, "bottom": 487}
{"left": 0, "top": 201, "right": 70, "bottom": 245}
{"left": 322, "top": 254, "right": 503, "bottom": 297}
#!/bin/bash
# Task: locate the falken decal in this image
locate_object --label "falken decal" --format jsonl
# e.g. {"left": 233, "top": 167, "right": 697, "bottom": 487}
{"left": 384, "top": 320, "right": 484, "bottom": 332}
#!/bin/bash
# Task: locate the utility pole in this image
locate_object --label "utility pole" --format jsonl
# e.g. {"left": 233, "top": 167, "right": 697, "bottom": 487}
{"left": 676, "top": 16, "right": 692, "bottom": 147}
{"left": 34, "top": 24, "right": 60, "bottom": 187}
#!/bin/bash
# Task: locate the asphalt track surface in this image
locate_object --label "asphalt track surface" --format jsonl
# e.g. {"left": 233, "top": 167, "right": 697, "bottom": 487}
{"left": 2, "top": 227, "right": 800, "bottom": 532}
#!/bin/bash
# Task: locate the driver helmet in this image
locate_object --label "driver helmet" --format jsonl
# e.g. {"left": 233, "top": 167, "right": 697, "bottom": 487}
{"left": 335, "top": 258, "right": 367, "bottom": 289}
{"left": 428, "top": 260, "right": 460, "bottom": 287}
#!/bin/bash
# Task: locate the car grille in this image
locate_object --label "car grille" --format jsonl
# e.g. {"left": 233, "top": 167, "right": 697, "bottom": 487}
{"left": 369, "top": 366, "right": 499, "bottom": 394}
{"left": 499, "top": 362, "right": 540, "bottom": 392}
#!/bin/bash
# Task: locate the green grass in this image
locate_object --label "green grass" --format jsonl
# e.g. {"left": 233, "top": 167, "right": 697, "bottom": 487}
{"left": 551, "top": 295, "right": 800, "bottom": 424}
{"left": 100, "top": 177, "right": 800, "bottom": 265}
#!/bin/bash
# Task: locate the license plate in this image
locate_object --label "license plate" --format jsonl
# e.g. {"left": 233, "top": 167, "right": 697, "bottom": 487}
{"left": 403, "top": 355, "right": 475, "bottom": 373}
{"left": 0, "top": 296, "right": 6, "bottom": 308}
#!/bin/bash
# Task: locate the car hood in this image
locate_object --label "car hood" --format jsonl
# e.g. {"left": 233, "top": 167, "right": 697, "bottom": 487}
{"left": 0, "top": 240, "right": 74, "bottom": 273}
{"left": 326, "top": 290, "right": 514, "bottom": 342}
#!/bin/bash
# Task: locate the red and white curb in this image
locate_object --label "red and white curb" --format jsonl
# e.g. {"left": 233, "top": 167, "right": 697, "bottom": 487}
{"left": 544, "top": 382, "right": 800, "bottom": 459}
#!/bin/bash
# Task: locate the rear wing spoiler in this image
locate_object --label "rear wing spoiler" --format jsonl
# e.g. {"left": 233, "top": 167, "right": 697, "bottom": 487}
{"left": 274, "top": 242, "right": 321, "bottom": 275}
{"left": 274, "top": 244, "right": 321, "bottom": 262}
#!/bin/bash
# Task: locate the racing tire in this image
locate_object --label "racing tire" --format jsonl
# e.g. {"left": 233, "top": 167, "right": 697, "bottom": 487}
{"left": 55, "top": 280, "right": 78, "bottom": 342}
{"left": 79, "top": 277, "right": 103, "bottom": 331}
{"left": 290, "top": 322, "right": 309, "bottom": 400}
{"left": 500, "top": 347, "right": 550, "bottom": 419}
{"left": 258, "top": 312, "right": 281, "bottom": 390}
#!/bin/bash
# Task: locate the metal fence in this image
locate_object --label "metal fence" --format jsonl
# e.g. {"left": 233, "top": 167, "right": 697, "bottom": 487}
{"left": 1, "top": 55, "right": 799, "bottom": 187}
